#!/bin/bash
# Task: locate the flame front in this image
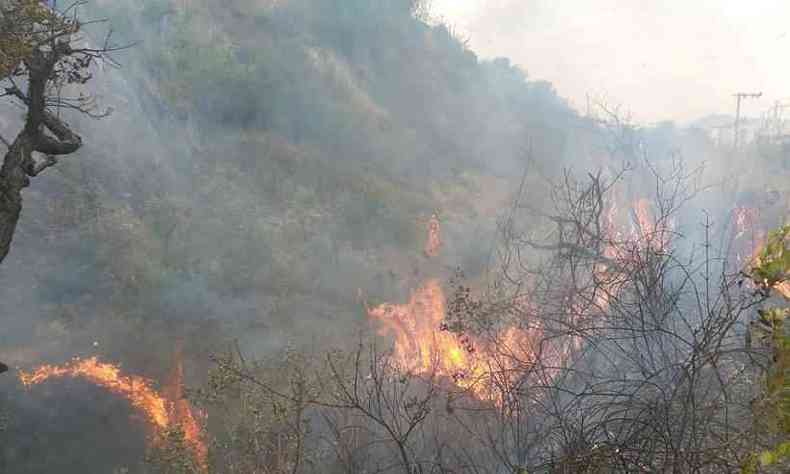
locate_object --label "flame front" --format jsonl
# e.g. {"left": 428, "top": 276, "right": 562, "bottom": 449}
{"left": 367, "top": 215, "right": 542, "bottom": 405}
{"left": 19, "top": 357, "right": 170, "bottom": 428}
{"left": 19, "top": 356, "right": 207, "bottom": 469}
{"left": 166, "top": 346, "right": 209, "bottom": 469}
{"left": 367, "top": 199, "right": 682, "bottom": 405}
{"left": 368, "top": 191, "right": 778, "bottom": 407}
{"left": 368, "top": 279, "right": 464, "bottom": 377}
{"left": 367, "top": 279, "right": 538, "bottom": 404}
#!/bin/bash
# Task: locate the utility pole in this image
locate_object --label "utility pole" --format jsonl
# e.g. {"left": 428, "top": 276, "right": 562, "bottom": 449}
{"left": 733, "top": 92, "right": 762, "bottom": 150}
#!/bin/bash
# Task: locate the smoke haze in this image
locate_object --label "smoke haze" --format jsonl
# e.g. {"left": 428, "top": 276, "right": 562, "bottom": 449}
{"left": 432, "top": 0, "right": 790, "bottom": 122}
{"left": 0, "top": 1, "right": 787, "bottom": 472}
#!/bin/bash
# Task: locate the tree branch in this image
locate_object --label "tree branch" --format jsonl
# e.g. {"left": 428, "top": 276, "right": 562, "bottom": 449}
{"left": 33, "top": 109, "right": 82, "bottom": 155}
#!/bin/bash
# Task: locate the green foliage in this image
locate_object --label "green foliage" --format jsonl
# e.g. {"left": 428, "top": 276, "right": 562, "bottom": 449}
{"left": 743, "top": 224, "right": 790, "bottom": 473}
{"left": 763, "top": 309, "right": 790, "bottom": 435}
{"left": 146, "top": 425, "right": 202, "bottom": 474}
{"left": 191, "top": 349, "right": 322, "bottom": 474}
{"left": 759, "top": 441, "right": 790, "bottom": 468}
{"left": 750, "top": 225, "right": 790, "bottom": 289}
{"left": 152, "top": 11, "right": 253, "bottom": 117}
{"left": 0, "top": 0, "right": 82, "bottom": 82}
{"left": 742, "top": 442, "right": 790, "bottom": 473}
{"left": 0, "top": 0, "right": 67, "bottom": 76}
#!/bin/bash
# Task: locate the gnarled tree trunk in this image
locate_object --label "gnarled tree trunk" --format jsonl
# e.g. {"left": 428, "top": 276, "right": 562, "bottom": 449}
{"left": 0, "top": 43, "right": 83, "bottom": 264}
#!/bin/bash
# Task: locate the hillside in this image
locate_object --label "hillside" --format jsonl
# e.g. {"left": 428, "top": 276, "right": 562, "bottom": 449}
{"left": 1, "top": 1, "right": 788, "bottom": 473}
{"left": 0, "top": 0, "right": 585, "bottom": 359}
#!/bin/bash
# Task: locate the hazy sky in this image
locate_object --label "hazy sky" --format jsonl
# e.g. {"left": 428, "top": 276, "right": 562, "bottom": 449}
{"left": 430, "top": 0, "right": 790, "bottom": 123}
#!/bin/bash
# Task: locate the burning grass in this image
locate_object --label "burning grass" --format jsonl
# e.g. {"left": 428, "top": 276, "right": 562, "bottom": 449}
{"left": 19, "top": 356, "right": 207, "bottom": 470}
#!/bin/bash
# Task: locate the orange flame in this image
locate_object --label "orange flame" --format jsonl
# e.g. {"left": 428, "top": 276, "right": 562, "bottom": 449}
{"left": 165, "top": 345, "right": 209, "bottom": 469}
{"left": 368, "top": 199, "right": 681, "bottom": 405}
{"left": 19, "top": 356, "right": 207, "bottom": 470}
{"left": 368, "top": 279, "right": 463, "bottom": 376}
{"left": 633, "top": 198, "right": 652, "bottom": 232}
{"left": 594, "top": 197, "right": 666, "bottom": 310}
{"left": 629, "top": 198, "right": 672, "bottom": 252}
{"left": 365, "top": 210, "right": 592, "bottom": 405}
{"left": 367, "top": 279, "right": 539, "bottom": 404}
{"left": 424, "top": 214, "right": 441, "bottom": 258}
{"left": 732, "top": 207, "right": 766, "bottom": 266}
{"left": 19, "top": 357, "right": 170, "bottom": 428}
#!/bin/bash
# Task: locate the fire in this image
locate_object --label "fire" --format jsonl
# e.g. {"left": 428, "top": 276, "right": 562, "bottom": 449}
{"left": 593, "top": 197, "right": 665, "bottom": 310}
{"left": 367, "top": 279, "right": 538, "bottom": 404}
{"left": 601, "top": 197, "right": 664, "bottom": 261}
{"left": 631, "top": 198, "right": 664, "bottom": 249}
{"left": 166, "top": 345, "right": 209, "bottom": 469}
{"left": 19, "top": 356, "right": 207, "bottom": 469}
{"left": 626, "top": 197, "right": 672, "bottom": 252}
{"left": 734, "top": 206, "right": 760, "bottom": 240}
{"left": 424, "top": 213, "right": 441, "bottom": 258}
{"left": 367, "top": 215, "right": 542, "bottom": 405}
{"left": 368, "top": 279, "right": 466, "bottom": 377}
{"left": 368, "top": 181, "right": 778, "bottom": 409}
{"left": 732, "top": 206, "right": 766, "bottom": 266}
{"left": 632, "top": 198, "right": 653, "bottom": 237}
{"left": 19, "top": 357, "right": 170, "bottom": 428}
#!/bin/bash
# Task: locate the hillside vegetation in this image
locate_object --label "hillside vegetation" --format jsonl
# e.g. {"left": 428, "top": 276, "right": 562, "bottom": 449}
{"left": 1, "top": 1, "right": 788, "bottom": 473}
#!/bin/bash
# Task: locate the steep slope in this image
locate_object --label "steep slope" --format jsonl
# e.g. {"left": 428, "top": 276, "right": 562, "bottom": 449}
{"left": 1, "top": 0, "right": 583, "bottom": 360}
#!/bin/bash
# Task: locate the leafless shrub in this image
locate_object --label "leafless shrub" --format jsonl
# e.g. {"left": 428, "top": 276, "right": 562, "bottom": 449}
{"left": 452, "top": 156, "right": 771, "bottom": 472}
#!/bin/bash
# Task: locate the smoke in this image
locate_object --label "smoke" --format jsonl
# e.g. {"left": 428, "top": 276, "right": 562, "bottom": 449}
{"left": 2, "top": 378, "right": 148, "bottom": 473}
{"left": 433, "top": 0, "right": 790, "bottom": 123}
{"left": 0, "top": 0, "right": 786, "bottom": 472}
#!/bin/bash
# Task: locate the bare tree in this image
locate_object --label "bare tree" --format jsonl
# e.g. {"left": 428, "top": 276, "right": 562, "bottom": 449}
{"left": 0, "top": 0, "right": 125, "bottom": 264}
{"left": 452, "top": 156, "right": 772, "bottom": 472}
{"left": 198, "top": 337, "right": 485, "bottom": 474}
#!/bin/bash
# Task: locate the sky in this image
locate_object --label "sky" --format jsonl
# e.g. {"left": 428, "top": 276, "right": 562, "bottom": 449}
{"left": 430, "top": 0, "right": 790, "bottom": 124}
